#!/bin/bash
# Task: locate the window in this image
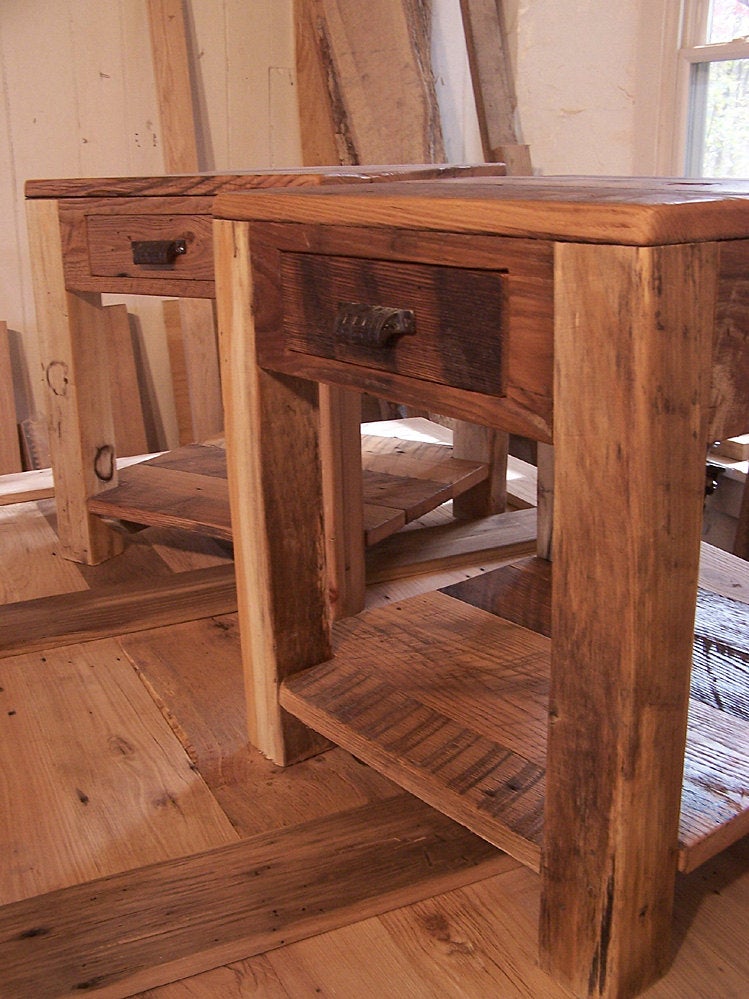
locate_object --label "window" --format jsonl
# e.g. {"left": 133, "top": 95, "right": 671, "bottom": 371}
{"left": 681, "top": 0, "right": 749, "bottom": 176}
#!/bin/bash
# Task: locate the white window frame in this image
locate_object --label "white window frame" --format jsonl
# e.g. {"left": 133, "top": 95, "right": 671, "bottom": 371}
{"left": 653, "top": 0, "right": 749, "bottom": 176}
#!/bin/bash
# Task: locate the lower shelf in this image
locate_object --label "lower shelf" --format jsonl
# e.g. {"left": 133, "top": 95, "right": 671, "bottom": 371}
{"left": 87, "top": 432, "right": 488, "bottom": 547}
{"left": 280, "top": 554, "right": 749, "bottom": 875}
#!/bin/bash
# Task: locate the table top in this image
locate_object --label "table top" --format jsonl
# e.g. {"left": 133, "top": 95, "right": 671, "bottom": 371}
{"left": 23, "top": 164, "right": 504, "bottom": 201}
{"left": 213, "top": 175, "right": 749, "bottom": 245}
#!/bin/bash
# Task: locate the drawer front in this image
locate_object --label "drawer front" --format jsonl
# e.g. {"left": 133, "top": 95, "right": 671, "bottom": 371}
{"left": 280, "top": 253, "right": 507, "bottom": 398}
{"left": 86, "top": 214, "right": 213, "bottom": 282}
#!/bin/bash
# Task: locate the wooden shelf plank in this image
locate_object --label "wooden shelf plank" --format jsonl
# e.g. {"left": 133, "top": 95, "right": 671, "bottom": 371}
{"left": 87, "top": 434, "right": 491, "bottom": 549}
{"left": 0, "top": 794, "right": 509, "bottom": 999}
{"left": 282, "top": 591, "right": 548, "bottom": 872}
{"left": 282, "top": 570, "right": 749, "bottom": 875}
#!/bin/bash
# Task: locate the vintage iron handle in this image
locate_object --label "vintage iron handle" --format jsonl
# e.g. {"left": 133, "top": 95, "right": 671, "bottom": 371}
{"left": 131, "top": 238, "right": 187, "bottom": 266}
{"left": 334, "top": 302, "right": 416, "bottom": 349}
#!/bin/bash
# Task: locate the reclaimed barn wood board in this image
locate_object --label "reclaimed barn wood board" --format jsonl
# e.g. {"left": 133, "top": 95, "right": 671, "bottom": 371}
{"left": 87, "top": 436, "right": 494, "bottom": 548}
{"left": 365, "top": 507, "right": 537, "bottom": 582}
{"left": 299, "top": 0, "right": 445, "bottom": 164}
{"left": 149, "top": 0, "right": 222, "bottom": 447}
{"left": 104, "top": 304, "right": 149, "bottom": 456}
{"left": 459, "top": 0, "right": 532, "bottom": 170}
{"left": 0, "top": 500, "right": 87, "bottom": 603}
{"left": 0, "top": 794, "right": 509, "bottom": 999}
{"left": 283, "top": 566, "right": 749, "bottom": 876}
{"left": 0, "top": 564, "right": 237, "bottom": 658}
{"left": 0, "top": 320, "right": 21, "bottom": 473}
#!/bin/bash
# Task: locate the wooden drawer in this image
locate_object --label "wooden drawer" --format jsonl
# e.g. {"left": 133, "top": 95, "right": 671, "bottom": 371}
{"left": 280, "top": 253, "right": 508, "bottom": 398}
{"left": 86, "top": 213, "right": 213, "bottom": 282}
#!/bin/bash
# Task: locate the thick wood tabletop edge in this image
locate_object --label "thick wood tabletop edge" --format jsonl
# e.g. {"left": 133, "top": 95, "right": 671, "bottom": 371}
{"left": 23, "top": 164, "right": 504, "bottom": 200}
{"left": 213, "top": 177, "right": 749, "bottom": 245}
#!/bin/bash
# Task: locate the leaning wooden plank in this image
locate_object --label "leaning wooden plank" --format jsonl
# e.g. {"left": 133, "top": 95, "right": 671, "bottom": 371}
{"left": 18, "top": 413, "right": 50, "bottom": 470}
{"left": 294, "top": 0, "right": 343, "bottom": 164}
{"left": 104, "top": 304, "right": 149, "bottom": 456}
{"left": 459, "top": 0, "right": 530, "bottom": 167}
{"left": 149, "top": 1, "right": 220, "bottom": 447}
{"left": 0, "top": 320, "right": 22, "bottom": 473}
{"left": 0, "top": 794, "right": 509, "bottom": 999}
{"left": 0, "top": 564, "right": 237, "bottom": 658}
{"left": 147, "top": 0, "right": 199, "bottom": 173}
{"left": 178, "top": 298, "right": 223, "bottom": 440}
{"left": 305, "top": 0, "right": 445, "bottom": 163}
{"left": 365, "top": 506, "right": 537, "bottom": 582}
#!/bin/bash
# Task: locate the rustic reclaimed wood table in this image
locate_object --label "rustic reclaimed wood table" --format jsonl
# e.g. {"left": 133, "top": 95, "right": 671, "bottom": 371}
{"left": 213, "top": 176, "right": 749, "bottom": 998}
{"left": 24, "top": 165, "right": 502, "bottom": 618}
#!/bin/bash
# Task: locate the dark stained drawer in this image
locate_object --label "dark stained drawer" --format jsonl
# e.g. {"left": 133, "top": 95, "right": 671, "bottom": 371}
{"left": 280, "top": 253, "right": 508, "bottom": 398}
{"left": 85, "top": 213, "right": 213, "bottom": 282}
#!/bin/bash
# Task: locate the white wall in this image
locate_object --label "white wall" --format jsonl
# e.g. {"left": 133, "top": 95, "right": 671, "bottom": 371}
{"left": 0, "top": 0, "right": 677, "bottom": 444}
{"left": 432, "top": 0, "right": 675, "bottom": 176}
{"left": 0, "top": 0, "right": 300, "bottom": 441}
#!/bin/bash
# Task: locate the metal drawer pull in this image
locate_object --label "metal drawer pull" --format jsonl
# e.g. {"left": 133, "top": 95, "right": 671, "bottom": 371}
{"left": 131, "top": 238, "right": 187, "bottom": 266}
{"left": 334, "top": 302, "right": 416, "bottom": 349}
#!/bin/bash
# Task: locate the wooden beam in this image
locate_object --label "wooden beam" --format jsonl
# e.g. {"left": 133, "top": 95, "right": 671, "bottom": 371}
{"left": 0, "top": 794, "right": 509, "bottom": 999}
{"left": 0, "top": 564, "right": 237, "bottom": 658}
{"left": 146, "top": 0, "right": 199, "bottom": 173}
{"left": 365, "top": 507, "right": 537, "bottom": 582}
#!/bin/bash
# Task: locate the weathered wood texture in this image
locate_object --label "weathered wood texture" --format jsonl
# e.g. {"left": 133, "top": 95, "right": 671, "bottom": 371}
{"left": 119, "top": 614, "right": 402, "bottom": 837}
{"left": 26, "top": 198, "right": 123, "bottom": 564}
{"left": 147, "top": 0, "right": 200, "bottom": 174}
{"left": 0, "top": 497, "right": 748, "bottom": 998}
{"left": 0, "top": 320, "right": 22, "bottom": 473}
{"left": 215, "top": 217, "right": 331, "bottom": 765}
{"left": 282, "top": 575, "right": 749, "bottom": 880}
{"left": 104, "top": 304, "right": 149, "bottom": 456}
{"left": 248, "top": 220, "right": 553, "bottom": 441}
{"left": 147, "top": 0, "right": 223, "bottom": 445}
{"left": 365, "top": 507, "right": 536, "bottom": 582}
{"left": 0, "top": 564, "right": 237, "bottom": 659}
{"left": 298, "top": 0, "right": 445, "bottom": 164}
{"left": 459, "top": 0, "right": 531, "bottom": 169}
{"left": 165, "top": 298, "right": 223, "bottom": 444}
{"left": 0, "top": 795, "right": 508, "bottom": 999}
{"left": 542, "top": 241, "right": 718, "bottom": 998}
{"left": 86, "top": 434, "right": 491, "bottom": 547}
{"left": 216, "top": 178, "right": 749, "bottom": 246}
{"left": 221, "top": 178, "right": 749, "bottom": 999}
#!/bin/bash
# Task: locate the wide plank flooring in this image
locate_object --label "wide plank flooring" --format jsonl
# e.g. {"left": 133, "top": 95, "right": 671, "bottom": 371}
{"left": 0, "top": 495, "right": 747, "bottom": 997}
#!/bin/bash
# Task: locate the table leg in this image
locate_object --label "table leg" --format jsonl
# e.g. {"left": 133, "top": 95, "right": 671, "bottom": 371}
{"left": 215, "top": 218, "right": 331, "bottom": 765}
{"left": 542, "top": 241, "right": 718, "bottom": 997}
{"left": 452, "top": 423, "right": 509, "bottom": 518}
{"left": 27, "top": 199, "right": 124, "bottom": 565}
{"left": 319, "top": 384, "right": 365, "bottom": 619}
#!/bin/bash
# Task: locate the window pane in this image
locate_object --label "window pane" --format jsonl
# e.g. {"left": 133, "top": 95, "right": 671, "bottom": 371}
{"left": 690, "top": 58, "right": 749, "bottom": 176}
{"left": 708, "top": 0, "right": 749, "bottom": 43}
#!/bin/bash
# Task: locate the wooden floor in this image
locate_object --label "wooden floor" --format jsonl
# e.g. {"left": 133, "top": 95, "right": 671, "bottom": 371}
{"left": 0, "top": 494, "right": 747, "bottom": 997}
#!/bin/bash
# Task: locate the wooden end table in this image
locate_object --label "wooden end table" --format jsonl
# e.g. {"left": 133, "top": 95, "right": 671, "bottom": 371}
{"left": 213, "top": 176, "right": 749, "bottom": 998}
{"left": 24, "top": 164, "right": 504, "bottom": 617}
